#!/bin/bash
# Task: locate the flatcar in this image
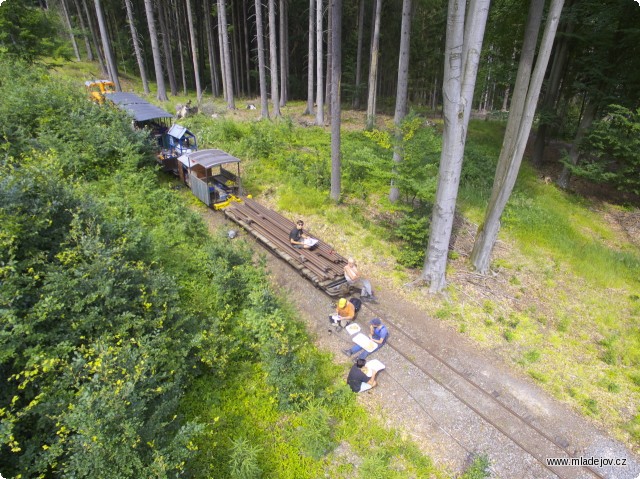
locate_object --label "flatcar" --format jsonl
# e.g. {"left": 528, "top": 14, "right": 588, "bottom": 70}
{"left": 102, "top": 90, "right": 350, "bottom": 296}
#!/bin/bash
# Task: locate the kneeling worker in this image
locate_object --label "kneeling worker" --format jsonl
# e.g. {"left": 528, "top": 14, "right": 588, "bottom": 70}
{"left": 331, "top": 297, "right": 357, "bottom": 328}
{"left": 347, "top": 358, "right": 378, "bottom": 392}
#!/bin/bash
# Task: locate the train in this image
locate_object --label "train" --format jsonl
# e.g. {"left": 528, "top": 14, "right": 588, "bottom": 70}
{"left": 100, "top": 89, "right": 351, "bottom": 297}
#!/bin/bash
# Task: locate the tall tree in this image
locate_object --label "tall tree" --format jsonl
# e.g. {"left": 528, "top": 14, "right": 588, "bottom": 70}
{"left": 157, "top": 1, "right": 178, "bottom": 96}
{"left": 242, "top": 0, "right": 251, "bottom": 96}
{"left": 531, "top": 4, "right": 574, "bottom": 168}
{"left": 304, "top": 0, "right": 315, "bottom": 115}
{"left": 218, "top": 0, "right": 235, "bottom": 108}
{"left": 124, "top": 0, "right": 149, "bottom": 95}
{"left": 389, "top": 0, "right": 412, "bottom": 202}
{"left": 204, "top": 0, "right": 220, "bottom": 97}
{"left": 186, "top": 0, "right": 203, "bottom": 102}
{"left": 72, "top": 0, "right": 93, "bottom": 61}
{"left": 82, "top": 0, "right": 106, "bottom": 73}
{"left": 365, "top": 0, "right": 381, "bottom": 130}
{"left": 268, "top": 0, "right": 281, "bottom": 116}
{"left": 255, "top": 0, "right": 270, "bottom": 118}
{"left": 143, "top": 0, "right": 167, "bottom": 100}
{"left": 315, "top": 0, "right": 324, "bottom": 125}
{"left": 279, "top": 0, "right": 288, "bottom": 106}
{"left": 421, "top": 0, "right": 491, "bottom": 292}
{"left": 470, "top": 0, "right": 565, "bottom": 274}
{"left": 330, "top": 0, "right": 342, "bottom": 201}
{"left": 94, "top": 0, "right": 121, "bottom": 91}
{"left": 60, "top": 0, "right": 81, "bottom": 61}
{"left": 352, "top": 0, "right": 365, "bottom": 109}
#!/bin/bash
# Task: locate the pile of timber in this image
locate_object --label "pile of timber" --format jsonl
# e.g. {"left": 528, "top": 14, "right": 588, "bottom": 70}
{"left": 224, "top": 197, "right": 351, "bottom": 297}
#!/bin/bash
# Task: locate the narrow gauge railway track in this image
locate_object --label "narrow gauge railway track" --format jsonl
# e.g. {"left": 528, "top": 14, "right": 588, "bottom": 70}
{"left": 357, "top": 300, "right": 606, "bottom": 479}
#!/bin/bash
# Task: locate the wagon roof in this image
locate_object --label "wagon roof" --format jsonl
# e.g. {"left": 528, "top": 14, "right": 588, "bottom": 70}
{"left": 105, "top": 92, "right": 173, "bottom": 122}
{"left": 179, "top": 149, "right": 241, "bottom": 169}
{"left": 167, "top": 123, "right": 194, "bottom": 140}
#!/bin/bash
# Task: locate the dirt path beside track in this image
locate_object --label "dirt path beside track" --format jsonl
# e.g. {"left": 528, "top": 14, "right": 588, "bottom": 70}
{"left": 199, "top": 206, "right": 640, "bottom": 479}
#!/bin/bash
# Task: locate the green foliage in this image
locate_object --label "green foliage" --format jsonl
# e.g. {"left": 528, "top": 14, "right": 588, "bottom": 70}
{"left": 459, "top": 454, "right": 490, "bottom": 479}
{"left": 296, "top": 403, "right": 335, "bottom": 459}
{"left": 393, "top": 211, "right": 431, "bottom": 268}
{"left": 230, "top": 438, "right": 263, "bottom": 479}
{"left": 573, "top": 105, "right": 640, "bottom": 195}
{"left": 0, "top": 2, "right": 69, "bottom": 62}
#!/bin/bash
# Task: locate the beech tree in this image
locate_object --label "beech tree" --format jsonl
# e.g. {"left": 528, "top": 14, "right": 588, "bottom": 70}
{"left": 470, "top": 0, "right": 565, "bottom": 274}
{"left": 185, "top": 0, "right": 202, "bottom": 102}
{"left": 218, "top": 0, "right": 235, "bottom": 108}
{"left": 365, "top": 0, "right": 381, "bottom": 130}
{"left": 268, "top": 0, "right": 281, "bottom": 116}
{"left": 421, "top": 0, "right": 490, "bottom": 292}
{"left": 59, "top": 0, "right": 81, "bottom": 61}
{"left": 143, "top": 0, "right": 167, "bottom": 100}
{"left": 94, "top": 0, "right": 121, "bottom": 91}
{"left": 352, "top": 0, "right": 365, "bottom": 109}
{"left": 255, "top": 0, "right": 270, "bottom": 118}
{"left": 124, "top": 0, "right": 149, "bottom": 95}
{"left": 315, "top": 0, "right": 324, "bottom": 125}
{"left": 330, "top": 0, "right": 342, "bottom": 201}
{"left": 389, "top": 0, "right": 412, "bottom": 202}
{"left": 304, "top": 0, "right": 315, "bottom": 115}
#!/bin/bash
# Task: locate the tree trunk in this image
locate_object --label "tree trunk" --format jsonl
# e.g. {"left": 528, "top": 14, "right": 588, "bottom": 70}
{"left": 217, "top": 2, "right": 228, "bottom": 102}
{"left": 204, "top": 0, "right": 220, "bottom": 97}
{"left": 389, "top": 0, "right": 412, "bottom": 203}
{"left": 557, "top": 101, "right": 596, "bottom": 189}
{"left": 218, "top": 0, "right": 235, "bottom": 109}
{"left": 157, "top": 1, "right": 177, "bottom": 96}
{"left": 243, "top": 0, "right": 251, "bottom": 96}
{"left": 365, "top": 0, "right": 381, "bottom": 130}
{"left": 94, "top": 0, "right": 121, "bottom": 91}
{"left": 72, "top": 0, "right": 93, "bottom": 61}
{"left": 531, "top": 11, "right": 574, "bottom": 167}
{"left": 60, "top": 0, "right": 81, "bottom": 61}
{"left": 143, "top": 0, "right": 167, "bottom": 100}
{"left": 176, "top": 3, "right": 189, "bottom": 96}
{"left": 470, "top": 0, "right": 564, "bottom": 274}
{"left": 82, "top": 0, "right": 106, "bottom": 74}
{"left": 268, "top": 0, "right": 281, "bottom": 116}
{"left": 255, "top": 0, "right": 270, "bottom": 118}
{"left": 230, "top": 1, "right": 242, "bottom": 96}
{"left": 325, "top": 0, "right": 332, "bottom": 119}
{"left": 352, "top": 0, "right": 364, "bottom": 109}
{"left": 186, "top": 0, "right": 203, "bottom": 102}
{"left": 304, "top": 0, "right": 315, "bottom": 115}
{"left": 330, "top": 0, "right": 342, "bottom": 201}
{"left": 315, "top": 0, "right": 324, "bottom": 125}
{"left": 422, "top": 0, "right": 491, "bottom": 292}
{"left": 124, "top": 0, "right": 149, "bottom": 95}
{"left": 279, "top": 0, "right": 288, "bottom": 106}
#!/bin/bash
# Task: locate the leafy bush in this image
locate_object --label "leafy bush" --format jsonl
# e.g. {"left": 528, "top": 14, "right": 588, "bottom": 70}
{"left": 573, "top": 104, "right": 640, "bottom": 195}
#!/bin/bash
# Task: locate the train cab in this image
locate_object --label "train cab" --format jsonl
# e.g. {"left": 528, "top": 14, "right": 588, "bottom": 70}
{"left": 178, "top": 149, "right": 243, "bottom": 209}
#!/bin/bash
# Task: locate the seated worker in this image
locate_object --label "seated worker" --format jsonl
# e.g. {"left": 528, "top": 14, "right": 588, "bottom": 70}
{"left": 347, "top": 358, "right": 378, "bottom": 393}
{"left": 289, "top": 220, "right": 315, "bottom": 249}
{"left": 330, "top": 297, "right": 361, "bottom": 328}
{"left": 343, "top": 318, "right": 388, "bottom": 360}
{"left": 344, "top": 257, "right": 376, "bottom": 302}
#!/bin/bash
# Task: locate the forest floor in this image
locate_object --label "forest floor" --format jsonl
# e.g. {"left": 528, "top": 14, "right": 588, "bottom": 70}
{"left": 197, "top": 202, "right": 640, "bottom": 478}
{"left": 185, "top": 100, "right": 640, "bottom": 477}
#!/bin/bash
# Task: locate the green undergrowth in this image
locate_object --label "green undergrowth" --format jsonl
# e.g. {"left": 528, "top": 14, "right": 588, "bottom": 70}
{"left": 177, "top": 107, "right": 640, "bottom": 448}
{"left": 0, "top": 59, "right": 486, "bottom": 477}
{"left": 47, "top": 60, "right": 640, "bottom": 451}
{"left": 181, "top": 362, "right": 448, "bottom": 479}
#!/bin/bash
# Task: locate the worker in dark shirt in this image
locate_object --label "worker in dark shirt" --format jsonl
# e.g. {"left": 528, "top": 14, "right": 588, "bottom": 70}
{"left": 289, "top": 219, "right": 312, "bottom": 249}
{"left": 347, "top": 358, "right": 378, "bottom": 393}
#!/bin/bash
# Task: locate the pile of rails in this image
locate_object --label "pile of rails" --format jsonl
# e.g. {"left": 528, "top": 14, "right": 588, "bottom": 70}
{"left": 225, "top": 197, "right": 350, "bottom": 297}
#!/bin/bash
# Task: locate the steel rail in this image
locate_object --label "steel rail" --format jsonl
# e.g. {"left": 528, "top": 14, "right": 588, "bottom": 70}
{"left": 358, "top": 300, "right": 606, "bottom": 479}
